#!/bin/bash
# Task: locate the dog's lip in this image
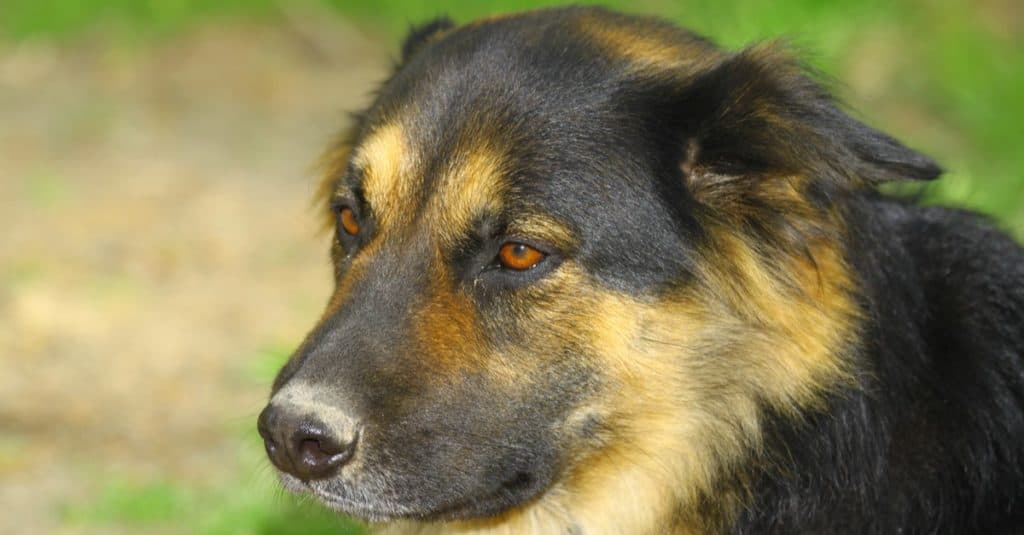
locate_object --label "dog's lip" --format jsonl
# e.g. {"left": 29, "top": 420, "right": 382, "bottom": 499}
{"left": 290, "top": 478, "right": 410, "bottom": 522}
{"left": 305, "top": 482, "right": 483, "bottom": 522}
{"left": 285, "top": 472, "right": 549, "bottom": 522}
{"left": 308, "top": 486, "right": 398, "bottom": 522}
{"left": 277, "top": 468, "right": 421, "bottom": 521}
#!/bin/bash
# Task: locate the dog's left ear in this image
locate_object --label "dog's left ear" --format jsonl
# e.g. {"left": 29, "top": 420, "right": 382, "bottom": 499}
{"left": 676, "top": 43, "right": 941, "bottom": 188}
{"left": 401, "top": 17, "right": 455, "bottom": 62}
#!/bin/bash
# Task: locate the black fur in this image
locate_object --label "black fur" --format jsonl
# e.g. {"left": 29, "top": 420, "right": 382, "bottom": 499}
{"left": 671, "top": 47, "right": 943, "bottom": 183}
{"left": 401, "top": 17, "right": 455, "bottom": 62}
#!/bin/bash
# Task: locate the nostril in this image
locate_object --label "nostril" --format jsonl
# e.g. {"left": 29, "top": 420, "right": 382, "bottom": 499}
{"left": 298, "top": 439, "right": 335, "bottom": 470}
{"left": 263, "top": 437, "right": 279, "bottom": 457}
{"left": 291, "top": 428, "right": 357, "bottom": 481}
{"left": 259, "top": 428, "right": 277, "bottom": 455}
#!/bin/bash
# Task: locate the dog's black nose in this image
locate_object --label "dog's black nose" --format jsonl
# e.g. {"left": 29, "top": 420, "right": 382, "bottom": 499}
{"left": 257, "top": 404, "right": 357, "bottom": 481}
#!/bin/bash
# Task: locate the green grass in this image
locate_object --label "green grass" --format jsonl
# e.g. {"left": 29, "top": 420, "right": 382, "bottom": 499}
{"left": 64, "top": 479, "right": 195, "bottom": 525}
{"left": 241, "top": 343, "right": 296, "bottom": 386}
{"left": 62, "top": 457, "right": 364, "bottom": 535}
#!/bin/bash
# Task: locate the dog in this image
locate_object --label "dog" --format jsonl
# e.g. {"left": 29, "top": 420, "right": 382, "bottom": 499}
{"left": 257, "top": 7, "right": 1024, "bottom": 534}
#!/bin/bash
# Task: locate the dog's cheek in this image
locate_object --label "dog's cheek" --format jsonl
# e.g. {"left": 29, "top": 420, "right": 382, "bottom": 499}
{"left": 490, "top": 266, "right": 623, "bottom": 449}
{"left": 382, "top": 263, "right": 620, "bottom": 490}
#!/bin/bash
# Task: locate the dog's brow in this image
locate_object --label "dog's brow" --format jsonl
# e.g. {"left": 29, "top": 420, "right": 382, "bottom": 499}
{"left": 429, "top": 147, "right": 509, "bottom": 248}
{"left": 353, "top": 122, "right": 417, "bottom": 229}
{"left": 507, "top": 215, "right": 578, "bottom": 251}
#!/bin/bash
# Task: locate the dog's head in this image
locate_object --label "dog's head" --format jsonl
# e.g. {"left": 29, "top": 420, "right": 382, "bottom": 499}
{"left": 258, "top": 6, "right": 938, "bottom": 527}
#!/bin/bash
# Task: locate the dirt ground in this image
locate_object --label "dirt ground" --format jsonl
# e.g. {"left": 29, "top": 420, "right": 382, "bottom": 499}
{"left": 0, "top": 13, "right": 389, "bottom": 534}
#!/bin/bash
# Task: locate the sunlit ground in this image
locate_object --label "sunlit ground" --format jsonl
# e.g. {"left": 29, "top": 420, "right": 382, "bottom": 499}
{"left": 1, "top": 1, "right": 1020, "bottom": 533}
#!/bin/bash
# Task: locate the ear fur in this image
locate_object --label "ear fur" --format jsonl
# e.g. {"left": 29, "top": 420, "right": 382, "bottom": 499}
{"left": 677, "top": 43, "right": 941, "bottom": 188}
{"left": 401, "top": 17, "right": 455, "bottom": 62}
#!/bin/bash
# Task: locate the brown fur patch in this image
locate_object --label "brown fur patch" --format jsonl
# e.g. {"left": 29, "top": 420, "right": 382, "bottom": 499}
{"left": 689, "top": 176, "right": 859, "bottom": 408}
{"left": 426, "top": 144, "right": 509, "bottom": 250}
{"left": 410, "top": 268, "right": 489, "bottom": 374}
{"left": 355, "top": 122, "right": 418, "bottom": 230}
{"left": 506, "top": 215, "right": 578, "bottom": 253}
{"left": 572, "top": 11, "right": 723, "bottom": 74}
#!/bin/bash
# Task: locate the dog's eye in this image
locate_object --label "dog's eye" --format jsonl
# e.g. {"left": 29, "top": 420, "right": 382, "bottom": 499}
{"left": 497, "top": 242, "right": 546, "bottom": 271}
{"left": 337, "top": 207, "right": 360, "bottom": 236}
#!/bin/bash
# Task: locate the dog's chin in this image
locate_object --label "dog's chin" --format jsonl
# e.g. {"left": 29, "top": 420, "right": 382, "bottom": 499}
{"left": 276, "top": 469, "right": 552, "bottom": 523}
{"left": 277, "top": 472, "right": 408, "bottom": 522}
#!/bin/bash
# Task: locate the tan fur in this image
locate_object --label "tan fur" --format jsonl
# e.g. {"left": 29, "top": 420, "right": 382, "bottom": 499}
{"left": 411, "top": 273, "right": 489, "bottom": 374}
{"left": 572, "top": 12, "right": 723, "bottom": 74}
{"left": 355, "top": 122, "right": 419, "bottom": 229}
{"left": 506, "top": 215, "right": 578, "bottom": 252}
{"left": 428, "top": 145, "right": 508, "bottom": 250}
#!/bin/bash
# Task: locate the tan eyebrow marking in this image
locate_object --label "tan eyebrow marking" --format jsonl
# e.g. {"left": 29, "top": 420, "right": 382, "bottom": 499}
{"left": 506, "top": 214, "right": 578, "bottom": 251}
{"left": 353, "top": 122, "right": 417, "bottom": 229}
{"left": 429, "top": 145, "right": 509, "bottom": 249}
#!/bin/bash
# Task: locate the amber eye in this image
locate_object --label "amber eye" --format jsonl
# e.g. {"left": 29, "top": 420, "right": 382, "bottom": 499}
{"left": 337, "top": 207, "right": 360, "bottom": 236}
{"left": 497, "top": 242, "right": 546, "bottom": 271}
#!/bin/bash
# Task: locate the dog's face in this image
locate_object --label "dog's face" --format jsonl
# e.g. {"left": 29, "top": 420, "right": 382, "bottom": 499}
{"left": 259, "top": 7, "right": 939, "bottom": 526}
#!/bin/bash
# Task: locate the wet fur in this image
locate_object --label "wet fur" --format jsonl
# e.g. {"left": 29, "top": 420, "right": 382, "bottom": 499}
{"left": 267, "top": 7, "right": 1024, "bottom": 534}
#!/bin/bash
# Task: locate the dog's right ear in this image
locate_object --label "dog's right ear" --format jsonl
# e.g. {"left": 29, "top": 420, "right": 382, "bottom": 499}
{"left": 401, "top": 17, "right": 455, "bottom": 62}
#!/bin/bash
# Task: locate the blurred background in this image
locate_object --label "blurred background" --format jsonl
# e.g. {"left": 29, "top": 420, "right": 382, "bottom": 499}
{"left": 0, "top": 0, "right": 1020, "bottom": 533}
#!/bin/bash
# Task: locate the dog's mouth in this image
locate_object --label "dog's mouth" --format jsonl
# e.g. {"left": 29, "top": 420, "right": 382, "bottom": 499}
{"left": 308, "top": 485, "right": 409, "bottom": 522}
{"left": 278, "top": 467, "right": 550, "bottom": 523}
{"left": 278, "top": 473, "right": 410, "bottom": 522}
{"left": 408, "top": 470, "right": 548, "bottom": 522}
